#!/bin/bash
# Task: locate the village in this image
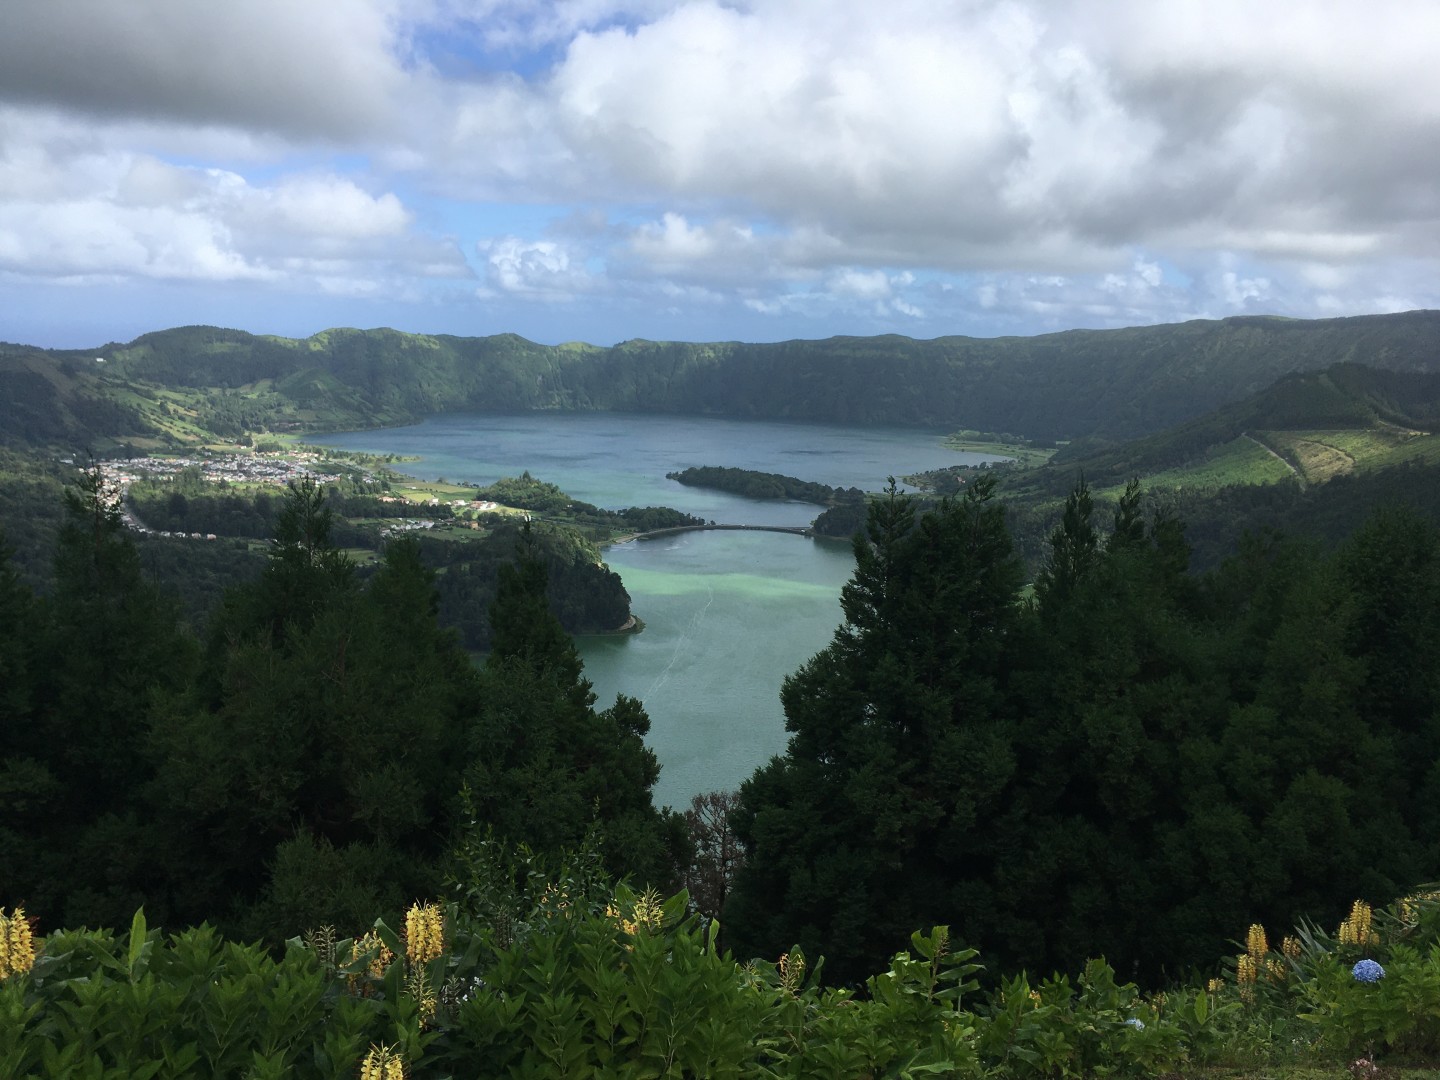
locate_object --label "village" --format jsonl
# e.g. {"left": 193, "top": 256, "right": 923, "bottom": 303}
{"left": 89, "top": 449, "right": 514, "bottom": 542}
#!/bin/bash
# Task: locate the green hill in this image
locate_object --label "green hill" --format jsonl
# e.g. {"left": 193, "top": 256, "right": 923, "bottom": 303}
{"left": 7, "top": 309, "right": 1440, "bottom": 451}
{"left": 1035, "top": 363, "right": 1440, "bottom": 496}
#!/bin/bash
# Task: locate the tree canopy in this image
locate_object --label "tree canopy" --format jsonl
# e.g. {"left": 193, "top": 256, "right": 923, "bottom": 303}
{"left": 0, "top": 477, "right": 681, "bottom": 942}
{"left": 727, "top": 478, "right": 1440, "bottom": 985}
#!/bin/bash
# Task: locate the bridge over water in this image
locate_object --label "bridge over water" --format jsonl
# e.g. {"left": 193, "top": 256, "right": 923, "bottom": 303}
{"left": 610, "top": 523, "right": 813, "bottom": 544}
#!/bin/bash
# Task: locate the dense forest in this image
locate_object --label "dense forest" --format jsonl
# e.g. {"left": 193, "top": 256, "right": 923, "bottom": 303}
{"left": 666, "top": 466, "right": 857, "bottom": 506}
{"left": 0, "top": 473, "right": 683, "bottom": 943}
{"left": 5, "top": 313, "right": 1440, "bottom": 1074}
{"left": 5, "top": 466, "right": 1437, "bottom": 986}
{"left": 116, "top": 471, "right": 648, "bottom": 650}
{"left": 727, "top": 477, "right": 1440, "bottom": 987}
{"left": 5, "top": 456, "right": 1440, "bottom": 1075}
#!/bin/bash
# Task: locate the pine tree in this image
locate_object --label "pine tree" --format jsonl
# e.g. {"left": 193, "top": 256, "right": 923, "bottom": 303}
{"left": 728, "top": 477, "right": 1024, "bottom": 983}
{"left": 150, "top": 486, "right": 479, "bottom": 938}
{"left": 465, "top": 525, "right": 684, "bottom": 887}
{"left": 18, "top": 464, "right": 197, "bottom": 927}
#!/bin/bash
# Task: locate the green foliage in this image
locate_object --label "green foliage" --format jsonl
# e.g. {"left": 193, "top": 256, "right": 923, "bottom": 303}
{"left": 2, "top": 915, "right": 349, "bottom": 1079}
{"left": 731, "top": 476, "right": 1440, "bottom": 985}
{"left": 1299, "top": 945, "right": 1440, "bottom": 1058}
{"left": 464, "top": 528, "right": 685, "bottom": 887}
{"left": 149, "top": 503, "right": 478, "bottom": 937}
{"left": 427, "top": 519, "right": 634, "bottom": 650}
{"left": 1042, "top": 363, "right": 1440, "bottom": 499}
{"left": 974, "top": 961, "right": 1184, "bottom": 1078}
{"left": 2, "top": 473, "right": 677, "bottom": 950}
{"left": 729, "top": 477, "right": 1026, "bottom": 984}
{"left": 13, "top": 313, "right": 1440, "bottom": 461}
{"left": 13, "top": 868, "right": 1440, "bottom": 1077}
{"left": 1, "top": 465, "right": 199, "bottom": 928}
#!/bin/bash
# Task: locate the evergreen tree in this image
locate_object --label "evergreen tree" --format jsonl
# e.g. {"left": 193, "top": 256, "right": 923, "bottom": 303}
{"left": 150, "top": 487, "right": 479, "bottom": 938}
{"left": 728, "top": 477, "right": 1024, "bottom": 984}
{"left": 1007, "top": 485, "right": 1219, "bottom": 976}
{"left": 0, "top": 530, "right": 44, "bottom": 906}
{"left": 4, "top": 465, "right": 197, "bottom": 927}
{"left": 464, "top": 525, "right": 685, "bottom": 888}
{"left": 1033, "top": 475, "right": 1098, "bottom": 610}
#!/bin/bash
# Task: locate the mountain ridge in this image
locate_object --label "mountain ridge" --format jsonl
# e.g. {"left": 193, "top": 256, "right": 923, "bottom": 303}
{"left": 5, "top": 309, "right": 1440, "bottom": 450}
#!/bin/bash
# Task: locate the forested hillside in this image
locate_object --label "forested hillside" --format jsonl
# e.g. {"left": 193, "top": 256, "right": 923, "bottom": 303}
{"left": 727, "top": 479, "right": 1440, "bottom": 987}
{"left": 6, "top": 460, "right": 1440, "bottom": 1078}
{"left": 7, "top": 310, "right": 1440, "bottom": 450}
{"left": 0, "top": 473, "right": 682, "bottom": 941}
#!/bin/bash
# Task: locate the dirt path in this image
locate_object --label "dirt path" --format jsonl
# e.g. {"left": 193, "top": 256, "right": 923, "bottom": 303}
{"left": 1241, "top": 432, "right": 1302, "bottom": 483}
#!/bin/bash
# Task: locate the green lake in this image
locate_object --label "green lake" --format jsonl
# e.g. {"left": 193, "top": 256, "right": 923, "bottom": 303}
{"left": 313, "top": 412, "right": 995, "bottom": 808}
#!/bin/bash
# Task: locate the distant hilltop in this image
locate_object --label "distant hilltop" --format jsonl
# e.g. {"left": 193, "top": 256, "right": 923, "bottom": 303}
{"left": 4, "top": 310, "right": 1440, "bottom": 450}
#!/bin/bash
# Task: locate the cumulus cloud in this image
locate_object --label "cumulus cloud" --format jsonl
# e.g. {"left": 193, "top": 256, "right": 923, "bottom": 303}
{"left": 2, "top": 0, "right": 1438, "bottom": 342}
{"left": 528, "top": 0, "right": 1440, "bottom": 270}
{"left": 477, "top": 236, "right": 593, "bottom": 299}
{"left": 0, "top": 125, "right": 468, "bottom": 291}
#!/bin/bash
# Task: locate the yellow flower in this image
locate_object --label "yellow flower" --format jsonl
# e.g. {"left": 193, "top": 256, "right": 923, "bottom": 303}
{"left": 778, "top": 947, "right": 806, "bottom": 995}
{"left": 632, "top": 888, "right": 665, "bottom": 932}
{"left": 1206, "top": 978, "right": 1223, "bottom": 993}
{"left": 610, "top": 889, "right": 665, "bottom": 941}
{"left": 0, "top": 907, "right": 36, "bottom": 979}
{"left": 1236, "top": 953, "right": 1258, "bottom": 984}
{"left": 404, "top": 902, "right": 444, "bottom": 968}
{"left": 1264, "top": 958, "right": 1287, "bottom": 984}
{"left": 1281, "top": 935, "right": 1302, "bottom": 961}
{"left": 347, "top": 931, "right": 394, "bottom": 995}
{"left": 1398, "top": 890, "right": 1440, "bottom": 926}
{"left": 1245, "top": 923, "right": 1268, "bottom": 960}
{"left": 359, "top": 1043, "right": 406, "bottom": 1080}
{"left": 1235, "top": 955, "right": 1257, "bottom": 1004}
{"left": 1338, "top": 900, "right": 1378, "bottom": 948}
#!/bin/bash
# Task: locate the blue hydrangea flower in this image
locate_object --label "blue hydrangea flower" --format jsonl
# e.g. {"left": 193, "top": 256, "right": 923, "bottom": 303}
{"left": 1352, "top": 959, "right": 1385, "bottom": 983}
{"left": 1125, "top": 1017, "right": 1145, "bottom": 1030}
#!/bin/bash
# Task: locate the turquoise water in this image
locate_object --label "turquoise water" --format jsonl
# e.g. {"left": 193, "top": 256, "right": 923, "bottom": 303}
{"left": 312, "top": 412, "right": 993, "bottom": 807}
{"left": 578, "top": 531, "right": 856, "bottom": 808}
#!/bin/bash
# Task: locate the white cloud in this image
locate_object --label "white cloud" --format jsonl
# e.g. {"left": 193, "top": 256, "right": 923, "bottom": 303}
{"left": 3, "top": 0, "right": 1440, "bottom": 342}
{"left": 828, "top": 269, "right": 891, "bottom": 301}
{"left": 0, "top": 130, "right": 467, "bottom": 290}
{"left": 478, "top": 236, "right": 592, "bottom": 299}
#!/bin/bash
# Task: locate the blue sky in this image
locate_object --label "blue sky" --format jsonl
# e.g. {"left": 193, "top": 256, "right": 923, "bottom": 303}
{"left": 2, "top": 0, "right": 1437, "bottom": 349}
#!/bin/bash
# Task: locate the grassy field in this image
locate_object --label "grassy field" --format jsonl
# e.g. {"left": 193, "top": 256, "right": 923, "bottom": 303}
{"left": 944, "top": 430, "right": 1058, "bottom": 467}
{"left": 1256, "top": 427, "right": 1440, "bottom": 483}
{"left": 1095, "top": 436, "right": 1296, "bottom": 497}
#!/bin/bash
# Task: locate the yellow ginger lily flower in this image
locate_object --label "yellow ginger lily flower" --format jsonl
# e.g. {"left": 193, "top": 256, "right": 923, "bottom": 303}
{"left": 1245, "top": 923, "right": 1268, "bottom": 960}
{"left": 1338, "top": 900, "right": 1379, "bottom": 948}
{"left": 359, "top": 1043, "right": 406, "bottom": 1080}
{"left": 0, "top": 907, "right": 36, "bottom": 979}
{"left": 405, "top": 902, "right": 445, "bottom": 967}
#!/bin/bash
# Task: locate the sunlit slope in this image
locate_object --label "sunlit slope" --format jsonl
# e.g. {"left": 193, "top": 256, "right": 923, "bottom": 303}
{"left": 1039, "top": 363, "right": 1440, "bottom": 494}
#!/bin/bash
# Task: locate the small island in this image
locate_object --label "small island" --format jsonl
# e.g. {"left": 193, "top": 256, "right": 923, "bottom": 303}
{"left": 666, "top": 465, "right": 857, "bottom": 505}
{"left": 667, "top": 465, "right": 870, "bottom": 538}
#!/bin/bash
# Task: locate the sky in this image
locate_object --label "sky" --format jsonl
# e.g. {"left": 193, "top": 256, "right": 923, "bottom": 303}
{"left": 2, "top": 0, "right": 1438, "bottom": 350}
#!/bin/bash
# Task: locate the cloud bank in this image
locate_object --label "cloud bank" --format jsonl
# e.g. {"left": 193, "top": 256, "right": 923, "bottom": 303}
{"left": 1, "top": 0, "right": 1436, "bottom": 345}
